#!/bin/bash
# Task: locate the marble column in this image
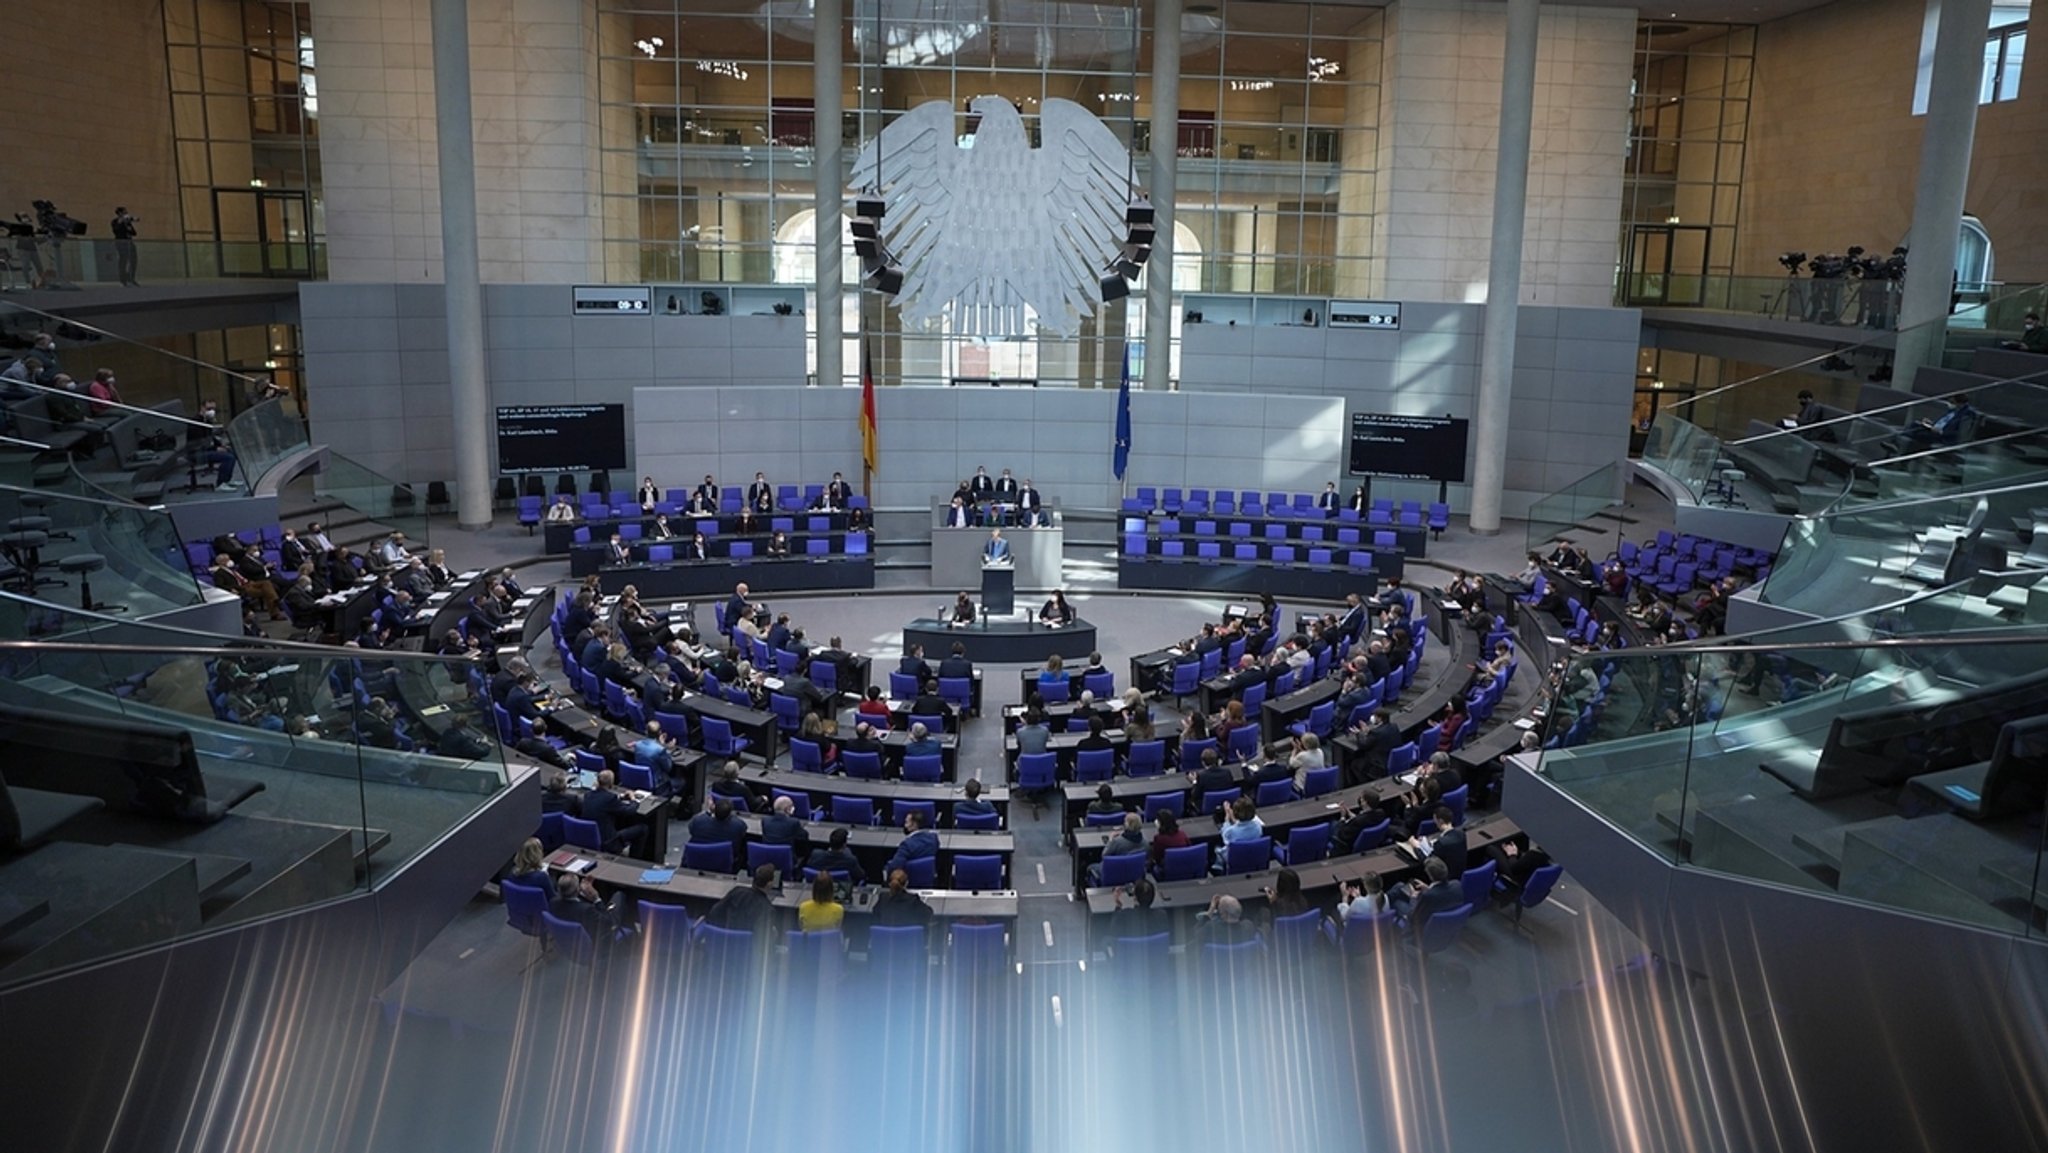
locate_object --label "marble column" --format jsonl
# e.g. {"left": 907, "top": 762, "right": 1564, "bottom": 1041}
{"left": 1142, "top": 0, "right": 1181, "bottom": 392}
{"left": 814, "top": 0, "right": 845, "bottom": 389}
{"left": 1893, "top": 0, "right": 1995, "bottom": 388}
{"left": 430, "top": 0, "right": 491, "bottom": 529}
{"left": 1468, "top": 0, "right": 1539, "bottom": 536}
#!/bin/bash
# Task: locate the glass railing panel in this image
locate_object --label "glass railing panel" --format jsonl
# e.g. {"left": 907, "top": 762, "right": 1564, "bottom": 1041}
{"left": 5, "top": 238, "right": 323, "bottom": 288}
{"left": 1532, "top": 648, "right": 1703, "bottom": 862}
{"left": 313, "top": 450, "right": 432, "bottom": 553}
{"left": 1525, "top": 462, "right": 1625, "bottom": 554}
{"left": 1638, "top": 411, "right": 1721, "bottom": 501}
{"left": 226, "top": 396, "right": 311, "bottom": 489}
{"left": 0, "top": 299, "right": 272, "bottom": 502}
{"left": 0, "top": 594, "right": 508, "bottom": 988}
{"left": 1533, "top": 625, "right": 2048, "bottom": 936}
{"left": 1759, "top": 480, "right": 2048, "bottom": 620}
{"left": 0, "top": 483, "right": 204, "bottom": 629}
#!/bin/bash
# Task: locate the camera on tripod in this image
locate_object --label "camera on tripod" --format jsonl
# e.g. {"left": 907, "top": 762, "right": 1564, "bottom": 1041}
{"left": 29, "top": 200, "right": 85, "bottom": 238}
{"left": 1778, "top": 251, "right": 1807, "bottom": 273}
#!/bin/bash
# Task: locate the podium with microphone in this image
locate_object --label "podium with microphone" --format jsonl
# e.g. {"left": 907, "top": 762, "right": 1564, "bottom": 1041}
{"left": 980, "top": 529, "right": 1015, "bottom": 616}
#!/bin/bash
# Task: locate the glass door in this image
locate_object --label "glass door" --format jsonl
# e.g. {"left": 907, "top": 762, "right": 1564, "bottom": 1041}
{"left": 1624, "top": 224, "right": 1711, "bottom": 306}
{"left": 211, "top": 187, "right": 315, "bottom": 278}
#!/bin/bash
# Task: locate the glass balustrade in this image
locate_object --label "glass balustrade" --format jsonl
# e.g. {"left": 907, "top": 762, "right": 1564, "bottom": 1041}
{"left": 1756, "top": 480, "right": 2048, "bottom": 623}
{"left": 3, "top": 238, "right": 324, "bottom": 288}
{"left": 0, "top": 299, "right": 278, "bottom": 503}
{"left": 313, "top": 449, "right": 433, "bottom": 553}
{"left": 1524, "top": 462, "right": 1626, "bottom": 553}
{"left": 1531, "top": 601, "right": 2048, "bottom": 939}
{"left": 0, "top": 483, "right": 204, "bottom": 627}
{"left": 226, "top": 396, "right": 313, "bottom": 491}
{"left": 0, "top": 594, "right": 509, "bottom": 989}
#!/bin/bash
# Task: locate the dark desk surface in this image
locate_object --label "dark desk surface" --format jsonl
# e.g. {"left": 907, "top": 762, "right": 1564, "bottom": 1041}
{"left": 736, "top": 766, "right": 1011, "bottom": 811}
{"left": 1005, "top": 727, "right": 1130, "bottom": 764}
{"left": 1068, "top": 782, "right": 1389, "bottom": 891}
{"left": 1079, "top": 813, "right": 1521, "bottom": 915}
{"left": 1259, "top": 676, "right": 1342, "bottom": 745}
{"left": 902, "top": 617, "right": 1099, "bottom": 665}
{"left": 550, "top": 849, "right": 1018, "bottom": 920}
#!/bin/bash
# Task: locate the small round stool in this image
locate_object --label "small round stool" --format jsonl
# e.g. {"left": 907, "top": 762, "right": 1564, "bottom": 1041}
{"left": 0, "top": 529, "right": 62, "bottom": 590}
{"left": 8, "top": 515, "right": 53, "bottom": 536}
{"left": 59, "top": 553, "right": 124, "bottom": 613}
{"left": 15, "top": 493, "right": 72, "bottom": 540}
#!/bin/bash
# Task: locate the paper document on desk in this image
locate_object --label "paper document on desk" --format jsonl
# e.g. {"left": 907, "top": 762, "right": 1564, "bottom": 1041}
{"left": 458, "top": 570, "right": 484, "bottom": 581}
{"left": 1513, "top": 717, "right": 1537, "bottom": 730}
{"left": 419, "top": 704, "right": 449, "bottom": 717}
{"left": 640, "top": 868, "right": 676, "bottom": 884}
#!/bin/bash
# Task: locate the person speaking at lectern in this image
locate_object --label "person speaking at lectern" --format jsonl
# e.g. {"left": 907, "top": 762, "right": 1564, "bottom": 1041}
{"left": 983, "top": 528, "right": 1012, "bottom": 564}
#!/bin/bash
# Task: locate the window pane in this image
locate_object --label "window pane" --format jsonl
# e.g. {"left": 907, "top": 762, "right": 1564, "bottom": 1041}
{"left": 2001, "top": 30, "right": 2024, "bottom": 102}
{"left": 1982, "top": 36, "right": 2002, "bottom": 103}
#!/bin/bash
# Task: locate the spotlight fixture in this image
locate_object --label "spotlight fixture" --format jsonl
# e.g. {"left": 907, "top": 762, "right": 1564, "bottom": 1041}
{"left": 850, "top": 193, "right": 903, "bottom": 297}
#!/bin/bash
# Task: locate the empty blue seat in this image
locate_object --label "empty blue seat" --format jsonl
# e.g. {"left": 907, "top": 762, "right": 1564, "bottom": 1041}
{"left": 683, "top": 840, "right": 734, "bottom": 873}
{"left": 902, "top": 754, "right": 943, "bottom": 783}
{"left": 830, "top": 795, "right": 876, "bottom": 824}
{"left": 951, "top": 854, "right": 1004, "bottom": 890}
{"left": 1159, "top": 843, "right": 1209, "bottom": 881}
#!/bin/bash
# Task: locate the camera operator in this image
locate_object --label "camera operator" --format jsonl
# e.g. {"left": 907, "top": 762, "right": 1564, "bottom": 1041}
{"left": 111, "top": 207, "right": 139, "bottom": 286}
{"left": 12, "top": 219, "right": 45, "bottom": 289}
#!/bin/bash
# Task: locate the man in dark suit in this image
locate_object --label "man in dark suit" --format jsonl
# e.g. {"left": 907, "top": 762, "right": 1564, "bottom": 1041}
{"left": 605, "top": 534, "right": 631, "bottom": 566}
{"left": 724, "top": 583, "right": 753, "bottom": 635}
{"left": 1337, "top": 593, "right": 1367, "bottom": 644}
{"left": 945, "top": 497, "right": 972, "bottom": 528}
{"left": 695, "top": 475, "right": 720, "bottom": 506}
{"left": 1193, "top": 623, "right": 1223, "bottom": 656}
{"left": 954, "top": 778, "right": 996, "bottom": 823}
{"left": 514, "top": 715, "right": 572, "bottom": 769}
{"left": 884, "top": 810, "right": 940, "bottom": 878}
{"left": 1428, "top": 805, "right": 1468, "bottom": 877}
{"left": 761, "top": 795, "right": 811, "bottom": 862}
{"left": 1361, "top": 639, "right": 1393, "bottom": 686}
{"left": 937, "top": 642, "right": 974, "bottom": 682}
{"left": 983, "top": 528, "right": 1011, "bottom": 562}
{"left": 1076, "top": 714, "right": 1116, "bottom": 755}
{"left": 824, "top": 472, "right": 852, "bottom": 509}
{"left": 1015, "top": 478, "right": 1044, "bottom": 526}
{"left": 1350, "top": 709, "right": 1401, "bottom": 786}
{"left": 1188, "top": 747, "right": 1236, "bottom": 804}
{"left": 1397, "top": 857, "right": 1463, "bottom": 933}
{"left": 649, "top": 514, "right": 677, "bottom": 541}
{"left": 899, "top": 644, "right": 934, "bottom": 684}
{"left": 747, "top": 472, "right": 773, "bottom": 509}
{"left": 278, "top": 530, "right": 312, "bottom": 573}
{"left": 910, "top": 679, "right": 949, "bottom": 721}
{"left": 765, "top": 613, "right": 793, "bottom": 653}
{"left": 842, "top": 722, "right": 884, "bottom": 759}
{"left": 579, "top": 770, "right": 648, "bottom": 858}
{"left": 1109, "top": 877, "right": 1170, "bottom": 937}
{"left": 968, "top": 466, "right": 995, "bottom": 503}
{"left": 703, "top": 865, "right": 778, "bottom": 933}
{"left": 549, "top": 872, "right": 625, "bottom": 943}
{"left": 686, "top": 797, "right": 748, "bottom": 849}
{"left": 490, "top": 657, "right": 529, "bottom": 706}
{"left": 994, "top": 468, "right": 1020, "bottom": 502}
{"left": 504, "top": 672, "right": 547, "bottom": 722}
{"left": 1317, "top": 482, "right": 1340, "bottom": 512}
{"left": 808, "top": 827, "right": 866, "bottom": 886}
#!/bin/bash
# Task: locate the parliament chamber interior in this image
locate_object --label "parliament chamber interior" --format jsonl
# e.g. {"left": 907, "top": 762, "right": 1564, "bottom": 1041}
{"left": 1, "top": 0, "right": 2046, "bottom": 1150}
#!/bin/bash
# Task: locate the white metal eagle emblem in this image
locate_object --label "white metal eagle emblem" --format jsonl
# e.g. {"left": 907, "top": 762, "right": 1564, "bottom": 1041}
{"left": 850, "top": 95, "right": 1136, "bottom": 340}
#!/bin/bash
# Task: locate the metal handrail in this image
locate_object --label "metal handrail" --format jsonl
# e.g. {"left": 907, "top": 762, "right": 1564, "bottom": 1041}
{"left": 1726, "top": 366, "right": 2048, "bottom": 447}
{"left": 0, "top": 590, "right": 493, "bottom": 666}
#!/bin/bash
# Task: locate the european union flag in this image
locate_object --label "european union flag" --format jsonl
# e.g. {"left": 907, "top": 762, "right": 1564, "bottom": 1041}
{"left": 1114, "top": 343, "right": 1132, "bottom": 480}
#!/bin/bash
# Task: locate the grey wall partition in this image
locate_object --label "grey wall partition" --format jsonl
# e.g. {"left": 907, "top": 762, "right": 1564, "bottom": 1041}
{"left": 300, "top": 282, "right": 805, "bottom": 485}
{"left": 1179, "top": 301, "right": 1640, "bottom": 518}
{"left": 302, "top": 284, "right": 1638, "bottom": 519}
{"left": 931, "top": 523, "right": 1065, "bottom": 594}
{"left": 631, "top": 385, "right": 1347, "bottom": 514}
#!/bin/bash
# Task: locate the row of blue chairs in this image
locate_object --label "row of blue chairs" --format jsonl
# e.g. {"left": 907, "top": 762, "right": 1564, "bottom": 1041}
{"left": 1125, "top": 539, "right": 1400, "bottom": 568}
{"left": 1124, "top": 488, "right": 1451, "bottom": 530}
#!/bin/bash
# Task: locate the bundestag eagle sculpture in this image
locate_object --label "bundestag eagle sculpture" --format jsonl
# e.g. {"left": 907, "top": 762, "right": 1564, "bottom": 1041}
{"left": 850, "top": 95, "right": 1136, "bottom": 340}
